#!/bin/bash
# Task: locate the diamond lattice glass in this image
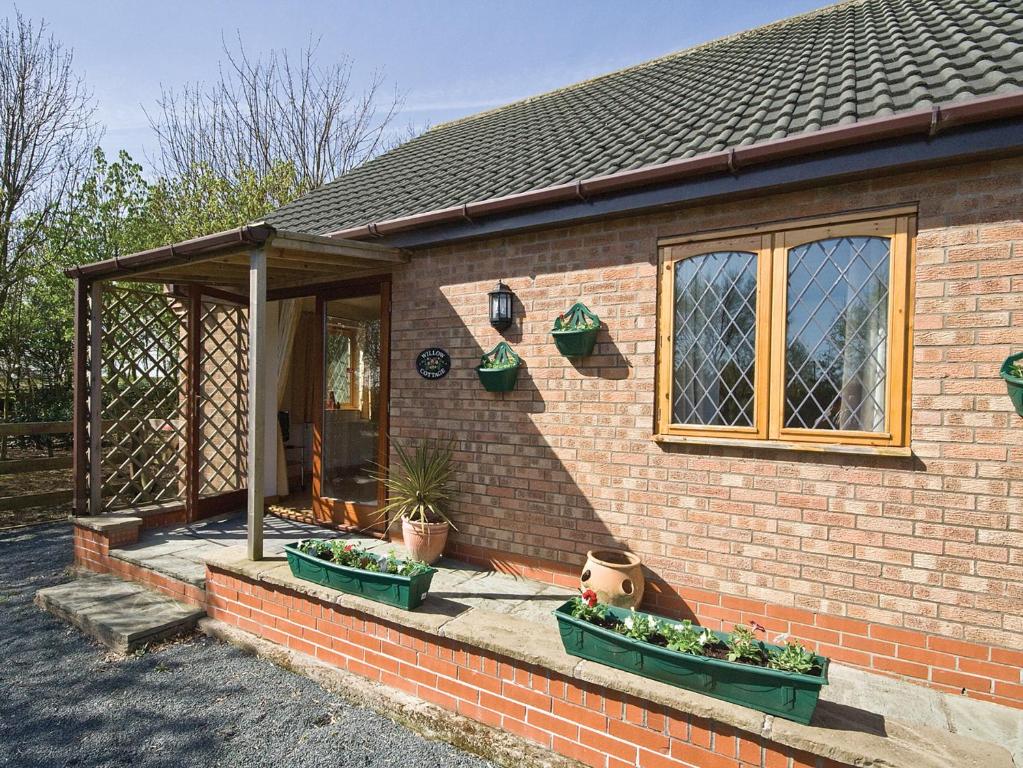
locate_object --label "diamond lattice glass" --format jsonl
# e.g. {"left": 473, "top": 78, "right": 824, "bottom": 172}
{"left": 784, "top": 236, "right": 890, "bottom": 432}
{"left": 326, "top": 327, "right": 353, "bottom": 406}
{"left": 672, "top": 251, "right": 758, "bottom": 427}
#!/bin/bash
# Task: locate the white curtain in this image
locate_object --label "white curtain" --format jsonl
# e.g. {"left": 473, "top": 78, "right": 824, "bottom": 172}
{"left": 272, "top": 299, "right": 302, "bottom": 496}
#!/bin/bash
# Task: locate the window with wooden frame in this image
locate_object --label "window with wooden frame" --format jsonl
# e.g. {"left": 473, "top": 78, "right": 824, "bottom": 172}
{"left": 656, "top": 210, "right": 915, "bottom": 453}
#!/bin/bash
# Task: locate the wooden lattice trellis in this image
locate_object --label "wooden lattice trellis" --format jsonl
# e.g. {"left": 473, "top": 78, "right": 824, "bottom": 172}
{"left": 199, "top": 301, "right": 248, "bottom": 497}
{"left": 99, "top": 285, "right": 188, "bottom": 509}
{"left": 93, "top": 284, "right": 249, "bottom": 512}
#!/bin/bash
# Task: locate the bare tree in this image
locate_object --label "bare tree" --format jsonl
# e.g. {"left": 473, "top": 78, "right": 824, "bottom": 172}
{"left": 0, "top": 10, "right": 97, "bottom": 324}
{"left": 147, "top": 34, "right": 403, "bottom": 192}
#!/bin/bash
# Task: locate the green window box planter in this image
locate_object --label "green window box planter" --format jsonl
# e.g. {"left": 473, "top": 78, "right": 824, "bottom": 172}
{"left": 552, "top": 303, "right": 601, "bottom": 357}
{"left": 476, "top": 341, "right": 521, "bottom": 392}
{"left": 1000, "top": 351, "right": 1023, "bottom": 417}
{"left": 285, "top": 542, "right": 437, "bottom": 610}
{"left": 554, "top": 601, "right": 829, "bottom": 725}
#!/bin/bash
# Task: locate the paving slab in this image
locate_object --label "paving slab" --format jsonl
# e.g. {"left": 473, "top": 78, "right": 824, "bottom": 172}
{"left": 73, "top": 516, "right": 142, "bottom": 534}
{"left": 823, "top": 663, "right": 1023, "bottom": 766}
{"left": 112, "top": 551, "right": 207, "bottom": 588}
{"left": 507, "top": 584, "right": 576, "bottom": 628}
{"left": 35, "top": 574, "right": 204, "bottom": 652}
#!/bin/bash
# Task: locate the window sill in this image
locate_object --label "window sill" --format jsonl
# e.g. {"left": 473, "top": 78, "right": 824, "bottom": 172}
{"left": 652, "top": 433, "right": 912, "bottom": 457}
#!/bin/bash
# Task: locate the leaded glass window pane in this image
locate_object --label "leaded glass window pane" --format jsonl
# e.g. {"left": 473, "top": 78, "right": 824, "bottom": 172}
{"left": 785, "top": 236, "right": 889, "bottom": 432}
{"left": 672, "top": 251, "right": 757, "bottom": 427}
{"left": 326, "top": 328, "right": 352, "bottom": 406}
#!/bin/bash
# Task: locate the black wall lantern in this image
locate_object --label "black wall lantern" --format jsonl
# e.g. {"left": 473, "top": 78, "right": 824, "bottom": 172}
{"left": 488, "top": 281, "right": 514, "bottom": 331}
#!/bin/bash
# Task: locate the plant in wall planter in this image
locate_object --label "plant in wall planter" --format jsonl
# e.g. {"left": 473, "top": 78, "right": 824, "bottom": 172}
{"left": 1000, "top": 351, "right": 1023, "bottom": 417}
{"left": 555, "top": 595, "right": 830, "bottom": 724}
{"left": 284, "top": 540, "right": 436, "bottom": 610}
{"left": 372, "top": 437, "right": 456, "bottom": 564}
{"left": 475, "top": 341, "right": 521, "bottom": 392}
{"left": 552, "top": 302, "right": 601, "bottom": 357}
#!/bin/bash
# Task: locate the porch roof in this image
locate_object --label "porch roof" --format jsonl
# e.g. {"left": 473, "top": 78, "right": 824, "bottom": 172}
{"left": 64, "top": 223, "right": 409, "bottom": 291}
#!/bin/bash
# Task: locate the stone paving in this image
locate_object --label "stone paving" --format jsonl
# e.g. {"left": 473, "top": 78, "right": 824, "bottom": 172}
{"left": 114, "top": 512, "right": 577, "bottom": 632}
{"left": 111, "top": 513, "right": 328, "bottom": 588}
{"left": 35, "top": 574, "right": 203, "bottom": 652}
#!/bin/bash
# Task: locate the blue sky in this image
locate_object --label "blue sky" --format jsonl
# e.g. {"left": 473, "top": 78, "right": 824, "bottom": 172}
{"left": 7, "top": 0, "right": 825, "bottom": 170}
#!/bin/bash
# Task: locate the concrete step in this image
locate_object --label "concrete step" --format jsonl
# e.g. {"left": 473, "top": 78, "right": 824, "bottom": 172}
{"left": 35, "top": 574, "right": 204, "bottom": 652}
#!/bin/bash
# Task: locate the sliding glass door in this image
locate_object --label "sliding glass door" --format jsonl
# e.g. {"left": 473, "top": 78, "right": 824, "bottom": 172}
{"left": 313, "top": 281, "right": 389, "bottom": 529}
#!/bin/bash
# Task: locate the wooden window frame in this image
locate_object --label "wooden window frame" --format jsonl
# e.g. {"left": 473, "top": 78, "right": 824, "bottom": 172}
{"left": 655, "top": 209, "right": 915, "bottom": 453}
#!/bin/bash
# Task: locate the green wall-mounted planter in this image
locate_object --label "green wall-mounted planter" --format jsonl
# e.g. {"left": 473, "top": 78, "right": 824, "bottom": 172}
{"left": 285, "top": 542, "right": 436, "bottom": 610}
{"left": 476, "top": 341, "right": 521, "bottom": 392}
{"left": 552, "top": 302, "right": 601, "bottom": 357}
{"left": 1000, "top": 351, "right": 1023, "bottom": 418}
{"left": 554, "top": 601, "right": 829, "bottom": 725}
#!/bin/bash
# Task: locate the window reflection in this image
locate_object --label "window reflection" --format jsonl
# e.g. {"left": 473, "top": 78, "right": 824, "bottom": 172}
{"left": 322, "top": 294, "right": 381, "bottom": 503}
{"left": 785, "top": 236, "right": 889, "bottom": 432}
{"left": 672, "top": 251, "right": 758, "bottom": 427}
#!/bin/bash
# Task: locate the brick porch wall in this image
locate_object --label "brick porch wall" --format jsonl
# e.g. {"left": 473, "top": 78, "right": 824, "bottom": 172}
{"left": 387, "top": 155, "right": 1023, "bottom": 706}
{"left": 73, "top": 524, "right": 206, "bottom": 608}
{"left": 205, "top": 565, "right": 851, "bottom": 768}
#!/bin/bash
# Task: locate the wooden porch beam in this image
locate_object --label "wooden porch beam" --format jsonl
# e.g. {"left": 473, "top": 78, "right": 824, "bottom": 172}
{"left": 247, "top": 249, "right": 266, "bottom": 560}
{"left": 118, "top": 275, "right": 246, "bottom": 288}
{"left": 129, "top": 263, "right": 253, "bottom": 281}
{"left": 266, "top": 267, "right": 393, "bottom": 299}
{"left": 269, "top": 249, "right": 405, "bottom": 270}
{"left": 269, "top": 233, "right": 408, "bottom": 263}
{"left": 220, "top": 253, "right": 349, "bottom": 276}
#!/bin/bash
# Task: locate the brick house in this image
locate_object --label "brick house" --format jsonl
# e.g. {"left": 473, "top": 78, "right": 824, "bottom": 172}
{"left": 65, "top": 1, "right": 1023, "bottom": 766}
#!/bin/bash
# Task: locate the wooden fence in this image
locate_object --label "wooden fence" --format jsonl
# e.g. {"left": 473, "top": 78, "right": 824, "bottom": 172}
{"left": 0, "top": 421, "right": 73, "bottom": 511}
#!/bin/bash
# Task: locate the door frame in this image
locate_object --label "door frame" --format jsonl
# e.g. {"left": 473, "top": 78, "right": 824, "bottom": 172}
{"left": 311, "top": 275, "right": 391, "bottom": 530}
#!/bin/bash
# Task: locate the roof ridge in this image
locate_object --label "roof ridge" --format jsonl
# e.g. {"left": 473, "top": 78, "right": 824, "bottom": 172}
{"left": 427, "top": 0, "right": 863, "bottom": 133}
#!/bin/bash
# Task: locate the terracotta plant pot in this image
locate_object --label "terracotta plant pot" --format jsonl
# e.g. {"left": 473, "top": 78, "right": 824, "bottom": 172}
{"left": 401, "top": 518, "right": 449, "bottom": 564}
{"left": 580, "top": 549, "right": 645, "bottom": 609}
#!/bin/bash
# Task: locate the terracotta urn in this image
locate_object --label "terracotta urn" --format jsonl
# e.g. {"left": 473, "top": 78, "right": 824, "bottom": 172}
{"left": 580, "top": 549, "right": 645, "bottom": 609}
{"left": 401, "top": 518, "right": 449, "bottom": 564}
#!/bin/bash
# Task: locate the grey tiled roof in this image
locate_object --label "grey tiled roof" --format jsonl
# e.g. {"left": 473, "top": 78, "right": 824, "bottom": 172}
{"left": 268, "top": 0, "right": 1023, "bottom": 235}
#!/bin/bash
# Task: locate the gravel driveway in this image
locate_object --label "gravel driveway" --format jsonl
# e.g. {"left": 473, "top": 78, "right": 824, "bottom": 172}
{"left": 0, "top": 524, "right": 495, "bottom": 768}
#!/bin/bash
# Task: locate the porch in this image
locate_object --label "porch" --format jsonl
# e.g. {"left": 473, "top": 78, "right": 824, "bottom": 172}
{"left": 65, "top": 223, "right": 408, "bottom": 561}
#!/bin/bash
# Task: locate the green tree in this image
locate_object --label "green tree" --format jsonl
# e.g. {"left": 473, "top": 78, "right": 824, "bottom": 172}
{"left": 148, "top": 159, "right": 304, "bottom": 242}
{"left": 0, "top": 147, "right": 309, "bottom": 423}
{"left": 0, "top": 149, "right": 155, "bottom": 422}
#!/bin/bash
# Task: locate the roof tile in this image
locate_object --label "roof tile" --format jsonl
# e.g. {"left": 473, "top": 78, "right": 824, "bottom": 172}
{"left": 269, "top": 0, "right": 1023, "bottom": 235}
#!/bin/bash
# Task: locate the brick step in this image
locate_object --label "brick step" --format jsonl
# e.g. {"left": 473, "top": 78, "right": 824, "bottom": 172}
{"left": 35, "top": 573, "right": 205, "bottom": 652}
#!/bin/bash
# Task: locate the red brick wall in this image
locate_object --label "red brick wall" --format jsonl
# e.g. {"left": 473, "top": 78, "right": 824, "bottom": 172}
{"left": 387, "top": 156, "right": 1023, "bottom": 705}
{"left": 206, "top": 565, "right": 852, "bottom": 768}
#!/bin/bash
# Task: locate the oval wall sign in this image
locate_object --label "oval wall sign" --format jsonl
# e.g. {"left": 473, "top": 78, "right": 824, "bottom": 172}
{"left": 416, "top": 348, "right": 451, "bottom": 379}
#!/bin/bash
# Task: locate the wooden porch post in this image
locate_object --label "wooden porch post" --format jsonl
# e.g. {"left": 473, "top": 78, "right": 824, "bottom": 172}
{"left": 185, "top": 287, "right": 202, "bottom": 523}
{"left": 88, "top": 282, "right": 103, "bottom": 515}
{"left": 247, "top": 249, "right": 266, "bottom": 560}
{"left": 72, "top": 278, "right": 89, "bottom": 515}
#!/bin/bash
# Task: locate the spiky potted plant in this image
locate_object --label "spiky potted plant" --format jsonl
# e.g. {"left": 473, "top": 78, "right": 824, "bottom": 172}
{"left": 372, "top": 437, "right": 456, "bottom": 564}
{"left": 1000, "top": 351, "right": 1023, "bottom": 417}
{"left": 551, "top": 302, "right": 601, "bottom": 357}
